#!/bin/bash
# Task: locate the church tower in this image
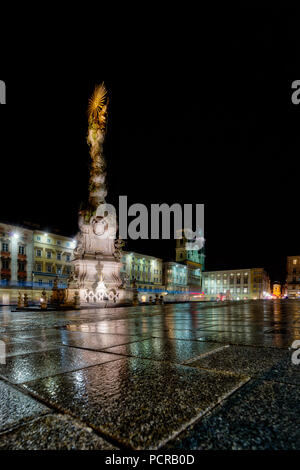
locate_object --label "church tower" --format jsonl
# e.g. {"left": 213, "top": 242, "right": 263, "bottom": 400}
{"left": 176, "top": 229, "right": 205, "bottom": 268}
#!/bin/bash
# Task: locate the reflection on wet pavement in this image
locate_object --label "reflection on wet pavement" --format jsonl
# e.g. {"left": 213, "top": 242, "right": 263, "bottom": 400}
{"left": 0, "top": 299, "right": 299, "bottom": 449}
{"left": 23, "top": 358, "right": 248, "bottom": 449}
{"left": 102, "top": 338, "right": 227, "bottom": 363}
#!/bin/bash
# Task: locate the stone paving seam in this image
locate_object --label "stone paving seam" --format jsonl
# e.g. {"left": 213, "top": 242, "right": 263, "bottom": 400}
{"left": 0, "top": 412, "right": 56, "bottom": 437}
{"left": 262, "top": 377, "right": 300, "bottom": 387}
{"left": 58, "top": 343, "right": 148, "bottom": 355}
{"left": 0, "top": 375, "right": 64, "bottom": 421}
{"left": 162, "top": 377, "right": 300, "bottom": 450}
{"left": 0, "top": 378, "right": 53, "bottom": 434}
{"left": 21, "top": 361, "right": 250, "bottom": 450}
{"left": 63, "top": 338, "right": 153, "bottom": 351}
{"left": 0, "top": 374, "right": 56, "bottom": 407}
{"left": 95, "top": 347, "right": 231, "bottom": 368}
{"left": 197, "top": 337, "right": 290, "bottom": 350}
{"left": 182, "top": 345, "right": 230, "bottom": 364}
{"left": 0, "top": 413, "right": 123, "bottom": 451}
{"left": 0, "top": 352, "right": 126, "bottom": 386}
{"left": 155, "top": 375, "right": 251, "bottom": 450}
{"left": 184, "top": 364, "right": 251, "bottom": 379}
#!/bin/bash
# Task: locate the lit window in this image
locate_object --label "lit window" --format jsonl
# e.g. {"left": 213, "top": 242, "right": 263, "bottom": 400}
{"left": 293, "top": 260, "right": 297, "bottom": 265}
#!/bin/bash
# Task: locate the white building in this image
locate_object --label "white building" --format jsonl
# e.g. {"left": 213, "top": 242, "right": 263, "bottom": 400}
{"left": 202, "top": 268, "right": 271, "bottom": 301}
{"left": 163, "top": 261, "right": 189, "bottom": 302}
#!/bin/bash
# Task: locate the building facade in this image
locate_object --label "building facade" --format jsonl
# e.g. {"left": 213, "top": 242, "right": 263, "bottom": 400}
{"left": 0, "top": 223, "right": 34, "bottom": 285}
{"left": 163, "top": 262, "right": 189, "bottom": 301}
{"left": 273, "top": 282, "right": 281, "bottom": 298}
{"left": 203, "top": 268, "right": 271, "bottom": 301}
{"left": 286, "top": 256, "right": 300, "bottom": 299}
{"left": 0, "top": 222, "right": 75, "bottom": 305}
{"left": 175, "top": 231, "right": 204, "bottom": 293}
{"left": 121, "top": 252, "right": 165, "bottom": 302}
{"left": 33, "top": 230, "right": 75, "bottom": 290}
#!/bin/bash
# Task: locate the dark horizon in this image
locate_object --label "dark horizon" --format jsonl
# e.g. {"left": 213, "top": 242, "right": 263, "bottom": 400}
{"left": 1, "top": 11, "right": 299, "bottom": 285}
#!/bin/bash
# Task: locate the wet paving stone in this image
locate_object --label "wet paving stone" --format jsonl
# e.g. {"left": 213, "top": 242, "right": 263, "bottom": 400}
{"left": 3, "top": 329, "right": 70, "bottom": 340}
{"left": 23, "top": 357, "right": 248, "bottom": 449}
{"left": 0, "top": 414, "right": 118, "bottom": 450}
{"left": 266, "top": 327, "right": 300, "bottom": 336}
{"left": 0, "top": 300, "right": 299, "bottom": 449}
{"left": 0, "top": 380, "right": 50, "bottom": 432}
{"left": 0, "top": 347, "right": 124, "bottom": 384}
{"left": 0, "top": 337, "right": 62, "bottom": 357}
{"left": 66, "top": 323, "right": 156, "bottom": 336}
{"left": 150, "top": 329, "right": 202, "bottom": 340}
{"left": 56, "top": 332, "right": 151, "bottom": 350}
{"left": 261, "top": 357, "right": 300, "bottom": 386}
{"left": 197, "top": 331, "right": 288, "bottom": 348}
{"left": 3, "top": 328, "right": 65, "bottom": 339}
{"left": 164, "top": 379, "right": 300, "bottom": 450}
{"left": 187, "top": 345, "right": 289, "bottom": 376}
{"left": 102, "top": 338, "right": 227, "bottom": 363}
{"left": 196, "top": 325, "right": 272, "bottom": 334}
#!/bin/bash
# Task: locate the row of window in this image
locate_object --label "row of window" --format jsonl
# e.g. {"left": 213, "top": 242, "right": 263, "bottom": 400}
{"left": 205, "top": 275, "right": 249, "bottom": 281}
{"left": 2, "top": 243, "right": 27, "bottom": 254}
{"left": 134, "top": 274, "right": 162, "bottom": 282}
{"left": 205, "top": 287, "right": 249, "bottom": 294}
{"left": 36, "top": 236, "right": 72, "bottom": 247}
{"left": 205, "top": 279, "right": 249, "bottom": 285}
{"left": 35, "top": 264, "right": 71, "bottom": 275}
{"left": 129, "top": 266, "right": 162, "bottom": 275}
{"left": 35, "top": 249, "right": 71, "bottom": 261}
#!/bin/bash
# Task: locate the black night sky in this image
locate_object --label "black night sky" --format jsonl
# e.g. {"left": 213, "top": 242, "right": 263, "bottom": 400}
{"left": 1, "top": 9, "right": 299, "bottom": 284}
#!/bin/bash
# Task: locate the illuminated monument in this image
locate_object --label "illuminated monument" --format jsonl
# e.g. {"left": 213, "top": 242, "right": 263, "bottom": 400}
{"left": 68, "top": 84, "right": 132, "bottom": 306}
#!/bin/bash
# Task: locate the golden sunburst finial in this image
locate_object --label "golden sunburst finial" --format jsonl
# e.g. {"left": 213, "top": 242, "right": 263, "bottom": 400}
{"left": 88, "top": 82, "right": 108, "bottom": 126}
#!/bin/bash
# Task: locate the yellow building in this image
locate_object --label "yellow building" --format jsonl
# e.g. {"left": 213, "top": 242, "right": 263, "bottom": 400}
{"left": 121, "top": 252, "right": 164, "bottom": 302}
{"left": 33, "top": 230, "right": 75, "bottom": 291}
{"left": 273, "top": 282, "right": 281, "bottom": 298}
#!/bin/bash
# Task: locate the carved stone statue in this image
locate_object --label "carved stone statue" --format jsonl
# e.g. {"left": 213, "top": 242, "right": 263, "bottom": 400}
{"left": 67, "top": 83, "right": 132, "bottom": 306}
{"left": 114, "top": 238, "right": 125, "bottom": 261}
